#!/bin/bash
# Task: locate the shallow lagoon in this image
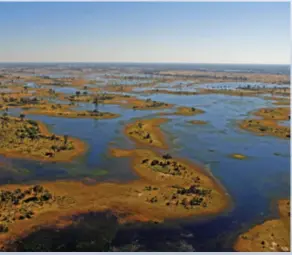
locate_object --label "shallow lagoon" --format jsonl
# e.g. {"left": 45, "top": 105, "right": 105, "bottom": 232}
{"left": 0, "top": 86, "right": 289, "bottom": 251}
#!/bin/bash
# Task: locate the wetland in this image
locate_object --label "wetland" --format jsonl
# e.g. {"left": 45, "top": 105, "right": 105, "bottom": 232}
{"left": 0, "top": 63, "right": 290, "bottom": 252}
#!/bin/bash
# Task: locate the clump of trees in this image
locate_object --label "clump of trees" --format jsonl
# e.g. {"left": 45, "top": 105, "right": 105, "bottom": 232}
{"left": 0, "top": 185, "right": 53, "bottom": 233}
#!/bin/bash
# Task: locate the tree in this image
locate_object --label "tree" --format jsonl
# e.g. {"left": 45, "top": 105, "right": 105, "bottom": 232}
{"left": 75, "top": 91, "right": 81, "bottom": 97}
{"left": 49, "top": 89, "right": 55, "bottom": 96}
{"left": 1, "top": 112, "right": 8, "bottom": 128}
{"left": 2, "top": 112, "right": 8, "bottom": 118}
{"left": 51, "top": 145, "right": 58, "bottom": 152}
{"left": 93, "top": 96, "right": 99, "bottom": 112}
{"left": 19, "top": 113, "right": 25, "bottom": 121}
{"left": 63, "top": 135, "right": 68, "bottom": 146}
{"left": 19, "top": 133, "right": 25, "bottom": 142}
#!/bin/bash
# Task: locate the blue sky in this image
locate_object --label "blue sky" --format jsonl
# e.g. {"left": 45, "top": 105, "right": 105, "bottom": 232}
{"left": 0, "top": 2, "right": 290, "bottom": 64}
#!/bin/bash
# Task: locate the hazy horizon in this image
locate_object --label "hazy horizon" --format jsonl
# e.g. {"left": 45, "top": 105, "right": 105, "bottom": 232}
{"left": 0, "top": 2, "right": 290, "bottom": 64}
{"left": 0, "top": 62, "right": 289, "bottom": 66}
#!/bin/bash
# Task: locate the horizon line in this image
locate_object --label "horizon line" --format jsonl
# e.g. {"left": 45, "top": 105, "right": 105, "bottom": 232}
{"left": 0, "top": 62, "right": 290, "bottom": 66}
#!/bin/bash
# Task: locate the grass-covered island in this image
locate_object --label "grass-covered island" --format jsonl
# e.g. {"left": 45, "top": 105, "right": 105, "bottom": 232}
{"left": 187, "top": 120, "right": 208, "bottom": 125}
{"left": 110, "top": 148, "right": 229, "bottom": 218}
{"left": 0, "top": 115, "right": 229, "bottom": 250}
{"left": 64, "top": 92, "right": 173, "bottom": 111}
{"left": 23, "top": 103, "right": 120, "bottom": 120}
{"left": 125, "top": 118, "right": 169, "bottom": 149}
{"left": 137, "top": 89, "right": 198, "bottom": 96}
{"left": 0, "top": 148, "right": 229, "bottom": 251}
{"left": 174, "top": 106, "right": 205, "bottom": 116}
{"left": 161, "top": 106, "right": 205, "bottom": 116}
{"left": 230, "top": 154, "right": 247, "bottom": 160}
{"left": 130, "top": 98, "right": 173, "bottom": 110}
{"left": 239, "top": 107, "right": 290, "bottom": 139}
{"left": 234, "top": 199, "right": 290, "bottom": 252}
{"left": 0, "top": 94, "right": 44, "bottom": 110}
{"left": 0, "top": 115, "right": 86, "bottom": 162}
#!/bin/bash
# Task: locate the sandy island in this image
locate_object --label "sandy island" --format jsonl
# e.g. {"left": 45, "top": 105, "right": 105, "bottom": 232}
{"left": 234, "top": 199, "right": 290, "bottom": 252}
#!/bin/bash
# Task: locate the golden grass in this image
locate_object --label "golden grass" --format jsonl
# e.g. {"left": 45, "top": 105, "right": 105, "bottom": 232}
{"left": 23, "top": 103, "right": 120, "bottom": 120}
{"left": 187, "top": 120, "right": 208, "bottom": 125}
{"left": 125, "top": 118, "right": 169, "bottom": 149}
{"left": 234, "top": 199, "right": 290, "bottom": 252}
{"left": 0, "top": 116, "right": 87, "bottom": 162}
{"left": 231, "top": 154, "right": 247, "bottom": 160}
{"left": 239, "top": 107, "right": 290, "bottom": 139}
{"left": 0, "top": 148, "right": 230, "bottom": 249}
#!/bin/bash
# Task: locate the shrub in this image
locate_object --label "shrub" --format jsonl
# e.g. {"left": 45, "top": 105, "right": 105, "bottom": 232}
{"left": 27, "top": 120, "right": 38, "bottom": 126}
